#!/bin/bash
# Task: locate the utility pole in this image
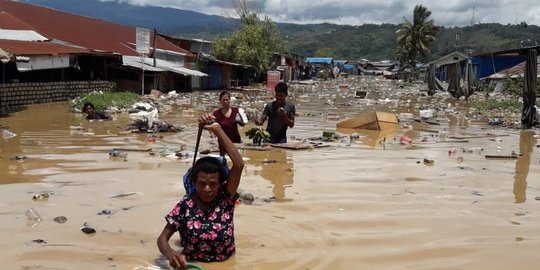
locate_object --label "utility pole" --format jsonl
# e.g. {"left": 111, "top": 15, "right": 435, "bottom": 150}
{"left": 471, "top": 6, "right": 475, "bottom": 25}
{"left": 153, "top": 28, "right": 157, "bottom": 67}
{"left": 195, "top": 23, "right": 210, "bottom": 67}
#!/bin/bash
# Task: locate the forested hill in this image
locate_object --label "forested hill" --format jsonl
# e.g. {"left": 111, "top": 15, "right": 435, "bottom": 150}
{"left": 20, "top": 0, "right": 540, "bottom": 61}
{"left": 177, "top": 22, "right": 540, "bottom": 61}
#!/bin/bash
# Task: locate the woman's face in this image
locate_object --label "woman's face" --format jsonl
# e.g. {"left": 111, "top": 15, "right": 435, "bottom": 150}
{"left": 220, "top": 94, "right": 230, "bottom": 109}
{"left": 195, "top": 172, "right": 220, "bottom": 202}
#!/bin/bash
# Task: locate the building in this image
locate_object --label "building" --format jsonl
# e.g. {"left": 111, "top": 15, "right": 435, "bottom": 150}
{"left": 0, "top": 0, "right": 206, "bottom": 94}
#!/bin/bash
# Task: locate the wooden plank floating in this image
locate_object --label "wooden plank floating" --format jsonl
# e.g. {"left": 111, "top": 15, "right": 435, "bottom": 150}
{"left": 113, "top": 148, "right": 152, "bottom": 152}
{"left": 449, "top": 134, "right": 510, "bottom": 140}
{"left": 336, "top": 111, "right": 398, "bottom": 130}
{"left": 270, "top": 141, "right": 330, "bottom": 150}
{"left": 413, "top": 118, "right": 441, "bottom": 125}
{"left": 240, "top": 144, "right": 272, "bottom": 151}
{"left": 485, "top": 155, "right": 518, "bottom": 159}
{"left": 414, "top": 128, "right": 439, "bottom": 133}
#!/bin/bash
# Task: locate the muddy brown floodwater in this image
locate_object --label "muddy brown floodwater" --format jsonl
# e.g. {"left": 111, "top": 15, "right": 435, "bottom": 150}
{"left": 1, "top": 84, "right": 540, "bottom": 270}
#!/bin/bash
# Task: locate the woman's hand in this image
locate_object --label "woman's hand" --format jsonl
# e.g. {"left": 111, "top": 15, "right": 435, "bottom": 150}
{"left": 198, "top": 113, "right": 220, "bottom": 133}
{"left": 166, "top": 250, "right": 187, "bottom": 269}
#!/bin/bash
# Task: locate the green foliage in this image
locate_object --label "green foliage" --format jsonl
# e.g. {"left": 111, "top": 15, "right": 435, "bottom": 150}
{"left": 469, "top": 99, "right": 523, "bottom": 118}
{"left": 501, "top": 77, "right": 540, "bottom": 96}
{"left": 174, "top": 20, "right": 540, "bottom": 62}
{"left": 212, "top": 13, "right": 284, "bottom": 75}
{"left": 245, "top": 127, "right": 270, "bottom": 144}
{"left": 70, "top": 91, "right": 141, "bottom": 112}
{"left": 502, "top": 77, "right": 524, "bottom": 96}
{"left": 314, "top": 47, "right": 336, "bottom": 58}
{"left": 396, "top": 5, "right": 438, "bottom": 66}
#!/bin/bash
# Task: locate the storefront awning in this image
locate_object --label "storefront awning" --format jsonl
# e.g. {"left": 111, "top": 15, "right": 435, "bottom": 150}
{"left": 122, "top": 56, "right": 207, "bottom": 77}
{"left": 15, "top": 54, "right": 72, "bottom": 72}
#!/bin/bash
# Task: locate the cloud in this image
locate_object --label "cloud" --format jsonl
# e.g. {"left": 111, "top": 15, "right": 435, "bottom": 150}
{"left": 97, "top": 0, "right": 540, "bottom": 26}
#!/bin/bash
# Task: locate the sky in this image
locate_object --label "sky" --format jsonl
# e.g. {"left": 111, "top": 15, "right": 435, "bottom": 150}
{"left": 99, "top": 0, "right": 540, "bottom": 27}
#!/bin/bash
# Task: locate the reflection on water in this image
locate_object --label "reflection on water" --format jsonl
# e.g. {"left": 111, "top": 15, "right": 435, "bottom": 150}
{"left": 243, "top": 149, "right": 294, "bottom": 201}
{"left": 337, "top": 126, "right": 398, "bottom": 148}
{"left": 513, "top": 130, "right": 535, "bottom": 203}
{"left": 0, "top": 102, "right": 148, "bottom": 184}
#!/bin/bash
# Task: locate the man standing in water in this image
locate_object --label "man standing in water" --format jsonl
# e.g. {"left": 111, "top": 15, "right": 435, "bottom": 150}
{"left": 255, "top": 82, "right": 295, "bottom": 143}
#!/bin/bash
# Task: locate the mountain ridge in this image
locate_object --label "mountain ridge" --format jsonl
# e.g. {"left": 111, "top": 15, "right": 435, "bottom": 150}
{"left": 18, "top": 0, "right": 540, "bottom": 61}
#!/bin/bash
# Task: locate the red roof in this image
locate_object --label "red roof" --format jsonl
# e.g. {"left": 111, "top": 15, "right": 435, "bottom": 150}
{"left": 0, "top": 10, "right": 101, "bottom": 56}
{"left": 0, "top": 11, "right": 38, "bottom": 30}
{"left": 0, "top": 39, "right": 90, "bottom": 55}
{"left": 0, "top": 0, "right": 194, "bottom": 57}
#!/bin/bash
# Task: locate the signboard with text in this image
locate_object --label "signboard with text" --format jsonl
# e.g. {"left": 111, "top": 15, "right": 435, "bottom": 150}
{"left": 266, "top": 71, "right": 280, "bottom": 91}
{"left": 136, "top": 27, "right": 150, "bottom": 54}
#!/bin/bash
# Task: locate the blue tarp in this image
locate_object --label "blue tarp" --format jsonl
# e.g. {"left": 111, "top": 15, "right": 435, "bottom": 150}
{"left": 306, "top": 57, "right": 333, "bottom": 64}
{"left": 343, "top": 64, "right": 355, "bottom": 70}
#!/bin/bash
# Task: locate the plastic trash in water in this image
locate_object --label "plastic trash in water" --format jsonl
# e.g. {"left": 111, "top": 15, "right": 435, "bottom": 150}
{"left": 462, "top": 147, "right": 483, "bottom": 154}
{"left": 109, "top": 150, "right": 128, "bottom": 161}
{"left": 25, "top": 208, "right": 42, "bottom": 221}
{"left": 399, "top": 134, "right": 412, "bottom": 144}
{"left": 2, "top": 129, "right": 17, "bottom": 139}
{"left": 419, "top": 109, "right": 434, "bottom": 119}
{"left": 26, "top": 208, "right": 42, "bottom": 228}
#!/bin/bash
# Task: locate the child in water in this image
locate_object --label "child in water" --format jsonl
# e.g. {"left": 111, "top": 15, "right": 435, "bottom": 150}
{"left": 157, "top": 113, "right": 244, "bottom": 269}
{"left": 82, "top": 102, "right": 111, "bottom": 120}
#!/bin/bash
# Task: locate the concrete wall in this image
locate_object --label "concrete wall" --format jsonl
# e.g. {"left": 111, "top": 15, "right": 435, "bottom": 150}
{"left": 0, "top": 80, "right": 113, "bottom": 112}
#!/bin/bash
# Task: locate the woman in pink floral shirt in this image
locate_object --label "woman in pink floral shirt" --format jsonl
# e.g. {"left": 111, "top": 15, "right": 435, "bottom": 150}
{"left": 157, "top": 113, "right": 244, "bottom": 269}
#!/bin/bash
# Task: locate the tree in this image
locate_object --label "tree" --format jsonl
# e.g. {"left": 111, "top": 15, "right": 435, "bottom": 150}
{"left": 314, "top": 47, "right": 336, "bottom": 58}
{"left": 396, "top": 5, "right": 438, "bottom": 67}
{"left": 213, "top": 1, "right": 284, "bottom": 78}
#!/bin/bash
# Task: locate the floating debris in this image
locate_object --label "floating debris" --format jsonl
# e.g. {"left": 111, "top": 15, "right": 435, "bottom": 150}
{"left": 32, "top": 191, "right": 54, "bottom": 201}
{"left": 14, "top": 155, "right": 27, "bottom": 161}
{"left": 25, "top": 208, "right": 42, "bottom": 222}
{"left": 98, "top": 209, "right": 113, "bottom": 216}
{"left": 109, "top": 150, "right": 128, "bottom": 161}
{"left": 81, "top": 223, "right": 96, "bottom": 234}
{"left": 53, "top": 216, "right": 67, "bottom": 224}
{"left": 423, "top": 158, "right": 434, "bottom": 166}
{"left": 2, "top": 129, "right": 17, "bottom": 139}
{"left": 32, "top": 239, "right": 47, "bottom": 245}
{"left": 109, "top": 192, "right": 143, "bottom": 198}
{"left": 238, "top": 189, "right": 255, "bottom": 205}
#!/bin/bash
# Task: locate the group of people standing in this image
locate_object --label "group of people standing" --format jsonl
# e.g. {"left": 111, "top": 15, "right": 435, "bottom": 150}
{"left": 214, "top": 81, "right": 296, "bottom": 145}
{"left": 156, "top": 82, "right": 296, "bottom": 269}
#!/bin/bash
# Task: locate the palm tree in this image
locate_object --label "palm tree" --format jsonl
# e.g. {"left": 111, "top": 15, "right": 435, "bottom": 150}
{"left": 396, "top": 5, "right": 438, "bottom": 68}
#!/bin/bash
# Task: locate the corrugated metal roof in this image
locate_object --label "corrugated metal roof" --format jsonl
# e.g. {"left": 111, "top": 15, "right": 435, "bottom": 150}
{"left": 0, "top": 11, "right": 37, "bottom": 30}
{"left": 123, "top": 56, "right": 207, "bottom": 77}
{"left": 0, "top": 1, "right": 195, "bottom": 57}
{"left": 0, "top": 29, "right": 48, "bottom": 41}
{"left": 306, "top": 58, "right": 333, "bottom": 64}
{"left": 425, "top": 51, "right": 468, "bottom": 67}
{"left": 484, "top": 56, "right": 540, "bottom": 79}
{"left": 199, "top": 51, "right": 251, "bottom": 67}
{"left": 0, "top": 39, "right": 90, "bottom": 55}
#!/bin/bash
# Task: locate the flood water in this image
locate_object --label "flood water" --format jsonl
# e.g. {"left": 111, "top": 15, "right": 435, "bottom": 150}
{"left": 1, "top": 79, "right": 540, "bottom": 270}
